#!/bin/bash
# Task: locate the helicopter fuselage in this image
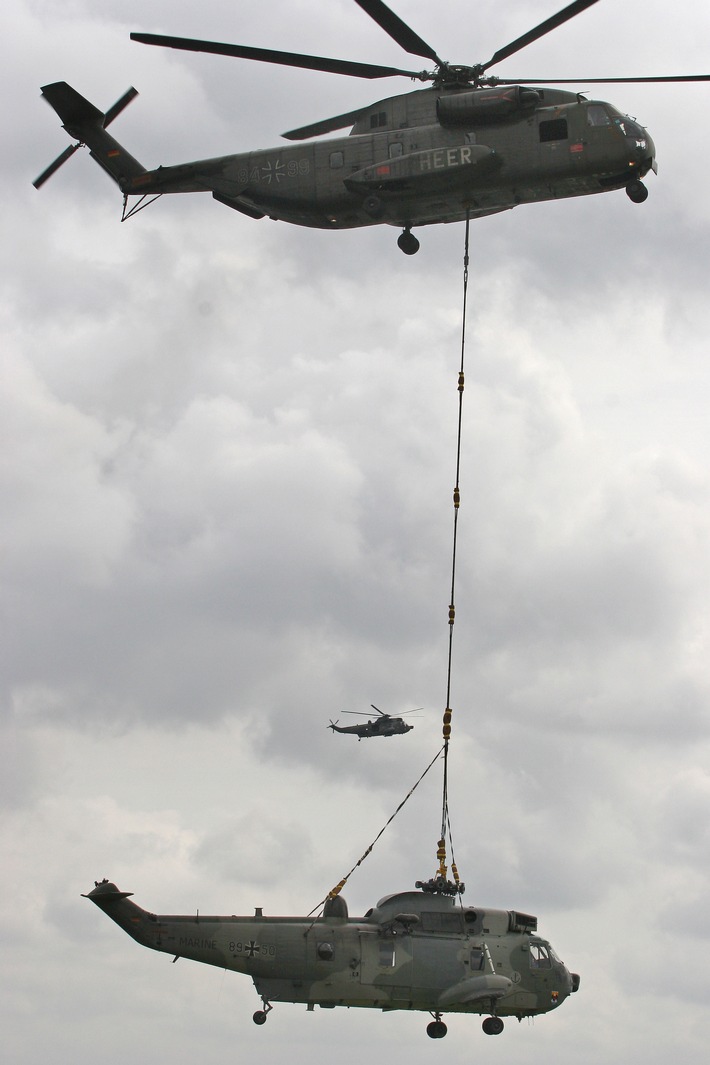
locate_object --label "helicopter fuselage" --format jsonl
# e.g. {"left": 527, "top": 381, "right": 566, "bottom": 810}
{"left": 329, "top": 716, "right": 414, "bottom": 738}
{"left": 129, "top": 85, "right": 656, "bottom": 231}
{"left": 85, "top": 880, "right": 579, "bottom": 1034}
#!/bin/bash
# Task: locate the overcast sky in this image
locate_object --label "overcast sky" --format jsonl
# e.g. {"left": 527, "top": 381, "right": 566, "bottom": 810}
{"left": 3, "top": 1, "right": 710, "bottom": 1062}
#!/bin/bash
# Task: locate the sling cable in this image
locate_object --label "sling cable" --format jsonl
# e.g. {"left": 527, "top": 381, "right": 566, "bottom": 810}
{"left": 417, "top": 212, "right": 471, "bottom": 898}
{"left": 318, "top": 218, "right": 472, "bottom": 914}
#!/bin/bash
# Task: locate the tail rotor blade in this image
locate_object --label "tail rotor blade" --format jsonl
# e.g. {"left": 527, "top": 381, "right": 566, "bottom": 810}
{"left": 34, "top": 85, "right": 138, "bottom": 190}
{"left": 33, "top": 142, "right": 80, "bottom": 189}
{"left": 103, "top": 87, "right": 138, "bottom": 128}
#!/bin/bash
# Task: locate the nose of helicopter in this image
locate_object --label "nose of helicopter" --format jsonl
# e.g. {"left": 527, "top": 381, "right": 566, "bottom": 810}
{"left": 642, "top": 129, "right": 658, "bottom": 175}
{"left": 627, "top": 123, "right": 657, "bottom": 177}
{"left": 558, "top": 961, "right": 580, "bottom": 998}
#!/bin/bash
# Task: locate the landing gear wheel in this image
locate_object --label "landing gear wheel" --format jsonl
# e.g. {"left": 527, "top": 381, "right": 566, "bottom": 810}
{"left": 253, "top": 999, "right": 272, "bottom": 1026}
{"left": 482, "top": 1015, "right": 504, "bottom": 1035}
{"left": 426, "top": 1020, "right": 448, "bottom": 1039}
{"left": 397, "top": 228, "right": 420, "bottom": 255}
{"left": 626, "top": 180, "right": 648, "bottom": 203}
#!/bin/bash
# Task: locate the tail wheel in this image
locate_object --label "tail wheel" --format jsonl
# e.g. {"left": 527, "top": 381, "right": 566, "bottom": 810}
{"left": 253, "top": 999, "right": 272, "bottom": 1026}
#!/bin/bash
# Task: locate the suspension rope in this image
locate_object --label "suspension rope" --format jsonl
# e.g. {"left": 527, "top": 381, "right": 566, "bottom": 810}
{"left": 430, "top": 212, "right": 471, "bottom": 895}
{"left": 311, "top": 218, "right": 473, "bottom": 915}
{"left": 306, "top": 744, "right": 444, "bottom": 922}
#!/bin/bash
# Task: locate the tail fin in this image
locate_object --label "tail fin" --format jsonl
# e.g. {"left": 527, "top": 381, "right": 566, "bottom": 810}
{"left": 35, "top": 82, "right": 145, "bottom": 191}
{"left": 82, "top": 879, "right": 161, "bottom": 951}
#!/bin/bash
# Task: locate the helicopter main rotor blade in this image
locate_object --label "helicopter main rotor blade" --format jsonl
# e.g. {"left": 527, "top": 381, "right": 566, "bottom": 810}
{"left": 130, "top": 32, "right": 422, "bottom": 80}
{"left": 282, "top": 104, "right": 374, "bottom": 141}
{"left": 481, "top": 0, "right": 600, "bottom": 73}
{"left": 491, "top": 73, "right": 710, "bottom": 84}
{"left": 354, "top": 0, "right": 444, "bottom": 65}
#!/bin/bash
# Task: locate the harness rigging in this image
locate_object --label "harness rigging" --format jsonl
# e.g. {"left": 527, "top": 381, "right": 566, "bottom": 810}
{"left": 421, "top": 212, "right": 471, "bottom": 897}
{"left": 317, "top": 218, "right": 474, "bottom": 908}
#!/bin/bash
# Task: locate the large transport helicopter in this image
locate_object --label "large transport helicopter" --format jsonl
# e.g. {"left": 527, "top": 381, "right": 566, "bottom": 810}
{"left": 34, "top": 0, "right": 710, "bottom": 253}
{"left": 328, "top": 704, "right": 419, "bottom": 739}
{"left": 84, "top": 878, "right": 579, "bottom": 1039}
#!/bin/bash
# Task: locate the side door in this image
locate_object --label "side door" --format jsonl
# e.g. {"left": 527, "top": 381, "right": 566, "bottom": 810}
{"left": 359, "top": 932, "right": 413, "bottom": 1005}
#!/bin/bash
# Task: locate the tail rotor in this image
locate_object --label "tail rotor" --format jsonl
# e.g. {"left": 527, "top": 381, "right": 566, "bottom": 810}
{"left": 33, "top": 85, "right": 139, "bottom": 190}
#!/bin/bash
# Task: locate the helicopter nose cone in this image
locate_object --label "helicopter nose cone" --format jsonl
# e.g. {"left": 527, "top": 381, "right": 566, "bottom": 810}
{"left": 641, "top": 130, "right": 657, "bottom": 174}
{"left": 624, "top": 120, "right": 656, "bottom": 177}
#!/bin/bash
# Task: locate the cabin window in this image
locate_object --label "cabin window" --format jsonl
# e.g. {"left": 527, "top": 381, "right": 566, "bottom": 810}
{"left": 586, "top": 104, "right": 611, "bottom": 127}
{"left": 470, "top": 948, "right": 485, "bottom": 971}
{"left": 370, "top": 111, "right": 388, "bottom": 129}
{"left": 329, "top": 151, "right": 344, "bottom": 169}
{"left": 539, "top": 118, "right": 568, "bottom": 142}
{"left": 530, "top": 943, "right": 552, "bottom": 969}
{"left": 378, "top": 942, "right": 395, "bottom": 967}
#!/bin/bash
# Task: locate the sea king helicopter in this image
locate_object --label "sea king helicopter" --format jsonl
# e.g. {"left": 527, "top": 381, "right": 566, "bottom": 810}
{"left": 84, "top": 875, "right": 579, "bottom": 1038}
{"left": 329, "top": 704, "right": 420, "bottom": 739}
{"left": 34, "top": 0, "right": 710, "bottom": 253}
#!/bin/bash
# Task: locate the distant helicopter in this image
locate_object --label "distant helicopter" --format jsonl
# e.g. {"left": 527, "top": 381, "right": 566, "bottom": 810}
{"left": 329, "top": 704, "right": 420, "bottom": 739}
{"left": 33, "top": 0, "right": 710, "bottom": 253}
{"left": 84, "top": 877, "right": 579, "bottom": 1038}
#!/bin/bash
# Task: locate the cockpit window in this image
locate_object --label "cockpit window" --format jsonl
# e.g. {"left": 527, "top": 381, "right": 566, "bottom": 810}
{"left": 614, "top": 116, "right": 645, "bottom": 140}
{"left": 587, "top": 104, "right": 611, "bottom": 126}
{"left": 530, "top": 943, "right": 552, "bottom": 969}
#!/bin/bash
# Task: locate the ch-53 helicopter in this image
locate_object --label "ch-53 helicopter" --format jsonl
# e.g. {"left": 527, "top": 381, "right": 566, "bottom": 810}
{"left": 329, "top": 704, "right": 420, "bottom": 739}
{"left": 84, "top": 876, "right": 579, "bottom": 1038}
{"left": 34, "top": 0, "right": 710, "bottom": 254}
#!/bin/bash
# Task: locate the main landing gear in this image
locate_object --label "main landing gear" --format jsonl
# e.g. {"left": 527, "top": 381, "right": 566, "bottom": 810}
{"left": 426, "top": 1012, "right": 448, "bottom": 1039}
{"left": 425, "top": 1012, "right": 504, "bottom": 1038}
{"left": 626, "top": 180, "right": 648, "bottom": 204}
{"left": 252, "top": 997, "right": 273, "bottom": 1026}
{"left": 397, "top": 227, "right": 420, "bottom": 255}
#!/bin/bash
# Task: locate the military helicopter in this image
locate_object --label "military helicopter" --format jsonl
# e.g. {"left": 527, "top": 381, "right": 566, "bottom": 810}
{"left": 84, "top": 877, "right": 579, "bottom": 1038}
{"left": 329, "top": 703, "right": 420, "bottom": 739}
{"left": 34, "top": 0, "right": 710, "bottom": 253}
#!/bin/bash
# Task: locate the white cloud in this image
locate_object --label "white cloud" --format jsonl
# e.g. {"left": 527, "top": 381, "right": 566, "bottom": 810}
{"left": 4, "top": 2, "right": 710, "bottom": 1063}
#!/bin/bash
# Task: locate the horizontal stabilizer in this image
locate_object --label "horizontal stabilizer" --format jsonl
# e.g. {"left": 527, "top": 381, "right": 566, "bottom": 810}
{"left": 82, "top": 880, "right": 134, "bottom": 904}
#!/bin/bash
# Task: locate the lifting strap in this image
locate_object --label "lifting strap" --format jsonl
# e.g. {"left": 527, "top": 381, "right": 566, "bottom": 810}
{"left": 312, "top": 216, "right": 473, "bottom": 916}
{"left": 308, "top": 745, "right": 443, "bottom": 923}
{"left": 434, "top": 211, "right": 471, "bottom": 894}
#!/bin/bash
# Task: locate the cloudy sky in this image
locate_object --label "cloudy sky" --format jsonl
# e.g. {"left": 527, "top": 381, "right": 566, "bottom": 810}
{"left": 3, "top": 1, "right": 710, "bottom": 1061}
